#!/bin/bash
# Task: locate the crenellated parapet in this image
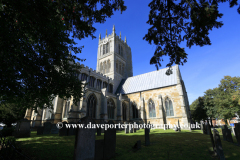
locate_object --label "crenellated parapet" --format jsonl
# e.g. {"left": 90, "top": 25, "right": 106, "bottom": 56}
{"left": 76, "top": 63, "right": 114, "bottom": 84}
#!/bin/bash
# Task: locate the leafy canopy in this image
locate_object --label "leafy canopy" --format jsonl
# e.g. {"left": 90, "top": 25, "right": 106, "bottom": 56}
{"left": 0, "top": 0, "right": 126, "bottom": 111}
{"left": 144, "top": 0, "right": 240, "bottom": 69}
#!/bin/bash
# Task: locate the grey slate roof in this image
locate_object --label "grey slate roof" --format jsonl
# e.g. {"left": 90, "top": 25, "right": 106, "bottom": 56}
{"left": 116, "top": 65, "right": 178, "bottom": 95}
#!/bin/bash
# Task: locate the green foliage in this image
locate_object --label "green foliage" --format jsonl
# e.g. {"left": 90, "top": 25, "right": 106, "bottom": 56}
{"left": 0, "top": 103, "right": 25, "bottom": 127}
{"left": 213, "top": 76, "right": 240, "bottom": 119}
{"left": 0, "top": 1, "right": 126, "bottom": 110}
{"left": 191, "top": 97, "right": 208, "bottom": 122}
{"left": 144, "top": 0, "right": 239, "bottom": 69}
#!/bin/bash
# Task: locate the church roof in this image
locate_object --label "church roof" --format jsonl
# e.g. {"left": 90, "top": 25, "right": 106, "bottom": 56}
{"left": 116, "top": 65, "right": 178, "bottom": 95}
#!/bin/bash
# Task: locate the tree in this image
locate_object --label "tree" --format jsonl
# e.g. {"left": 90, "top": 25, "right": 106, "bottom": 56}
{"left": 0, "top": 1, "right": 126, "bottom": 112}
{"left": 0, "top": 103, "right": 26, "bottom": 127}
{"left": 144, "top": 0, "right": 240, "bottom": 69}
{"left": 204, "top": 87, "right": 218, "bottom": 118}
{"left": 191, "top": 96, "right": 207, "bottom": 122}
{"left": 214, "top": 76, "right": 240, "bottom": 121}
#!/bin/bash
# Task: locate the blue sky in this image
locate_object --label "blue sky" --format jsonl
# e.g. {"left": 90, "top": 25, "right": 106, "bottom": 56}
{"left": 74, "top": 1, "right": 240, "bottom": 105}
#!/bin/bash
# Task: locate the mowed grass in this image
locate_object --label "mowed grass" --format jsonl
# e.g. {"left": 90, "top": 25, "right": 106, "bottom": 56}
{"left": 16, "top": 129, "right": 240, "bottom": 160}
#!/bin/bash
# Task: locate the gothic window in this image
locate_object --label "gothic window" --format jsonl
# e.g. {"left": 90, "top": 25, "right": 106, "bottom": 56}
{"left": 119, "top": 63, "right": 122, "bottom": 75}
{"left": 116, "top": 61, "right": 119, "bottom": 73}
{"left": 165, "top": 97, "right": 174, "bottom": 116}
{"left": 103, "top": 82, "right": 108, "bottom": 89}
{"left": 122, "top": 102, "right": 127, "bottom": 121}
{"left": 63, "top": 99, "right": 70, "bottom": 118}
{"left": 97, "top": 79, "right": 102, "bottom": 89}
{"left": 149, "top": 100, "right": 156, "bottom": 118}
{"left": 132, "top": 103, "right": 138, "bottom": 119}
{"left": 108, "top": 84, "right": 113, "bottom": 93}
{"left": 107, "top": 60, "right": 111, "bottom": 73}
{"left": 103, "top": 44, "right": 106, "bottom": 54}
{"left": 107, "top": 98, "right": 115, "bottom": 119}
{"left": 44, "top": 107, "right": 52, "bottom": 120}
{"left": 121, "top": 46, "right": 123, "bottom": 56}
{"left": 81, "top": 73, "right": 88, "bottom": 81}
{"left": 100, "top": 62, "right": 103, "bottom": 73}
{"left": 89, "top": 76, "right": 95, "bottom": 87}
{"left": 87, "top": 94, "right": 96, "bottom": 119}
{"left": 103, "top": 61, "right": 107, "bottom": 74}
{"left": 106, "top": 43, "right": 108, "bottom": 53}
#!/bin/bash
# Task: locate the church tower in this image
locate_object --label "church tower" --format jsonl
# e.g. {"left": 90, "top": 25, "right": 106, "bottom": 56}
{"left": 96, "top": 25, "right": 133, "bottom": 93}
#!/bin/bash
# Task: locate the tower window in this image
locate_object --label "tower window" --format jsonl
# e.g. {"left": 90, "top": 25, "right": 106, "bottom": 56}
{"left": 103, "top": 44, "right": 105, "bottom": 54}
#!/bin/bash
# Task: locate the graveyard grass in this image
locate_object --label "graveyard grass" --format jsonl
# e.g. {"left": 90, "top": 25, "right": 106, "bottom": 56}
{"left": 16, "top": 129, "right": 240, "bottom": 160}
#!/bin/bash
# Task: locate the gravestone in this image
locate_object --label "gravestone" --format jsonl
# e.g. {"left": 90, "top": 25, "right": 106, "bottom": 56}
{"left": 97, "top": 127, "right": 101, "bottom": 136}
{"left": 133, "top": 140, "right": 141, "bottom": 150}
{"left": 145, "top": 128, "right": 150, "bottom": 146}
{"left": 234, "top": 123, "right": 240, "bottom": 145}
{"left": 68, "top": 122, "right": 77, "bottom": 136}
{"left": 14, "top": 119, "right": 31, "bottom": 138}
{"left": 201, "top": 122, "right": 204, "bottom": 134}
{"left": 225, "top": 128, "right": 234, "bottom": 143}
{"left": 130, "top": 123, "right": 133, "bottom": 133}
{"left": 222, "top": 129, "right": 227, "bottom": 141}
{"left": 50, "top": 124, "right": 59, "bottom": 134}
{"left": 74, "top": 117, "right": 96, "bottom": 160}
{"left": 213, "top": 129, "right": 225, "bottom": 160}
{"left": 95, "top": 139, "right": 104, "bottom": 160}
{"left": 103, "top": 120, "right": 116, "bottom": 160}
{"left": 59, "top": 122, "right": 68, "bottom": 136}
{"left": 125, "top": 123, "right": 129, "bottom": 134}
{"left": 37, "top": 126, "right": 44, "bottom": 135}
{"left": 43, "top": 122, "right": 52, "bottom": 134}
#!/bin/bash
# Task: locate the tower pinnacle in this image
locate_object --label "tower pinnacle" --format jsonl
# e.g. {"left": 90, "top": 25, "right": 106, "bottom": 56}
{"left": 124, "top": 36, "right": 127, "bottom": 43}
{"left": 120, "top": 31, "right": 121, "bottom": 39}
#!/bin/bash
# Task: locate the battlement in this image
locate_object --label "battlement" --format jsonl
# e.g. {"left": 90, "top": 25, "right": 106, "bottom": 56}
{"left": 76, "top": 63, "right": 113, "bottom": 83}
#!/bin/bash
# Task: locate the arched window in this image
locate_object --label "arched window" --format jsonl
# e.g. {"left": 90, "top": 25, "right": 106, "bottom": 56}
{"left": 107, "top": 60, "right": 111, "bottom": 73}
{"left": 149, "top": 100, "right": 156, "bottom": 118}
{"left": 103, "top": 61, "right": 106, "bottom": 74}
{"left": 87, "top": 94, "right": 97, "bottom": 119}
{"left": 100, "top": 62, "right": 103, "bottom": 73}
{"left": 107, "top": 98, "right": 115, "bottom": 119}
{"left": 116, "top": 61, "right": 119, "bottom": 73}
{"left": 132, "top": 103, "right": 138, "bottom": 119}
{"left": 63, "top": 99, "right": 70, "bottom": 118}
{"left": 165, "top": 97, "right": 174, "bottom": 116}
{"left": 122, "top": 102, "right": 127, "bottom": 121}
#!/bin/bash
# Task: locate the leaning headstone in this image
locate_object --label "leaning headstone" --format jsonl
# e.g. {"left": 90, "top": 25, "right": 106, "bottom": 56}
{"left": 133, "top": 140, "right": 141, "bottom": 150}
{"left": 14, "top": 119, "right": 31, "bottom": 138}
{"left": 213, "top": 129, "right": 225, "bottom": 160}
{"left": 125, "top": 123, "right": 129, "bottom": 134}
{"left": 37, "top": 126, "right": 44, "bottom": 135}
{"left": 74, "top": 117, "right": 96, "bottom": 160}
{"left": 145, "top": 128, "right": 150, "bottom": 146}
{"left": 95, "top": 139, "right": 104, "bottom": 160}
{"left": 59, "top": 122, "right": 68, "bottom": 136}
{"left": 225, "top": 128, "right": 234, "bottom": 143}
{"left": 234, "top": 123, "right": 240, "bottom": 145}
{"left": 50, "top": 124, "right": 59, "bottom": 134}
{"left": 222, "top": 129, "right": 227, "bottom": 141}
{"left": 103, "top": 120, "right": 116, "bottom": 160}
{"left": 43, "top": 122, "right": 52, "bottom": 134}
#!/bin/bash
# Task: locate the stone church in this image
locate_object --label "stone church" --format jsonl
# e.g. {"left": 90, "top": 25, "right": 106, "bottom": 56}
{"left": 25, "top": 25, "right": 191, "bottom": 128}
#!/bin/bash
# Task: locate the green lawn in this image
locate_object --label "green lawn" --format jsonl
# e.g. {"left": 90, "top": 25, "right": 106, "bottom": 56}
{"left": 15, "top": 129, "right": 240, "bottom": 160}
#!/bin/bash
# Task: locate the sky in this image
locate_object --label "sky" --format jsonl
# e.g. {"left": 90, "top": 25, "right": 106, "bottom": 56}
{"left": 73, "top": 1, "right": 240, "bottom": 105}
